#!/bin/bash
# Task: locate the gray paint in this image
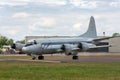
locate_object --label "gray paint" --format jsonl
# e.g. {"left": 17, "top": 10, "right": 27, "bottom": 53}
{"left": 79, "top": 16, "right": 97, "bottom": 38}
{"left": 22, "top": 16, "right": 111, "bottom": 56}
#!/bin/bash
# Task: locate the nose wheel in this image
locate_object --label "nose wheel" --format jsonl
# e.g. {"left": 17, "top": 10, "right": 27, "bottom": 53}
{"left": 72, "top": 56, "right": 79, "bottom": 60}
{"left": 38, "top": 56, "right": 44, "bottom": 60}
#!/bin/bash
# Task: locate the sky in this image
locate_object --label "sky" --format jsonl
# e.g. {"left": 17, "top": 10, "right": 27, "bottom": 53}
{"left": 0, "top": 0, "right": 120, "bottom": 41}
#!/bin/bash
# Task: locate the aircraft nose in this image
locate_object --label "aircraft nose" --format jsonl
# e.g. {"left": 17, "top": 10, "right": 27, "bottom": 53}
{"left": 22, "top": 47, "right": 27, "bottom": 52}
{"left": 22, "top": 47, "right": 29, "bottom": 53}
{"left": 11, "top": 43, "right": 16, "bottom": 49}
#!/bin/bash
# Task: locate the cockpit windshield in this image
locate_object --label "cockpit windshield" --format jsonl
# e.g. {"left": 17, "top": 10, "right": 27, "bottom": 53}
{"left": 25, "top": 40, "right": 37, "bottom": 47}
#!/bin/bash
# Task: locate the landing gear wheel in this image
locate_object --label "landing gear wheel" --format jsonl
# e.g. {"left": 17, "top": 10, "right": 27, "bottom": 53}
{"left": 72, "top": 56, "right": 78, "bottom": 60}
{"left": 38, "top": 56, "right": 44, "bottom": 60}
{"left": 32, "top": 57, "right": 36, "bottom": 60}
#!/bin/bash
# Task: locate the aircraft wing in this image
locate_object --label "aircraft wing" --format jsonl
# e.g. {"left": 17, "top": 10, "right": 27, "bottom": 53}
{"left": 57, "top": 48, "right": 80, "bottom": 52}
{"left": 93, "top": 36, "right": 114, "bottom": 42}
{"left": 89, "top": 45, "right": 112, "bottom": 49}
{"left": 57, "top": 44, "right": 112, "bottom": 52}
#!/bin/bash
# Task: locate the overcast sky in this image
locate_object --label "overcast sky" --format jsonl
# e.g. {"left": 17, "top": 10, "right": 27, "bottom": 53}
{"left": 0, "top": 0, "right": 120, "bottom": 41}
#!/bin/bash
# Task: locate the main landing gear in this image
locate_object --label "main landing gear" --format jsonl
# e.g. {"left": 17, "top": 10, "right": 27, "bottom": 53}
{"left": 32, "top": 55, "right": 78, "bottom": 60}
{"left": 32, "top": 55, "right": 44, "bottom": 60}
{"left": 72, "top": 56, "right": 79, "bottom": 60}
{"left": 32, "top": 57, "right": 36, "bottom": 60}
{"left": 38, "top": 56, "right": 44, "bottom": 60}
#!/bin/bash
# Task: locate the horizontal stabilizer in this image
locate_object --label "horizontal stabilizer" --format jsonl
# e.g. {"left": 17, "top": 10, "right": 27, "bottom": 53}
{"left": 93, "top": 36, "right": 114, "bottom": 42}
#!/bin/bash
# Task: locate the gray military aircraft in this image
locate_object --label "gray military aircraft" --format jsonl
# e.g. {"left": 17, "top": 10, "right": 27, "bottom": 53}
{"left": 12, "top": 16, "right": 112, "bottom": 60}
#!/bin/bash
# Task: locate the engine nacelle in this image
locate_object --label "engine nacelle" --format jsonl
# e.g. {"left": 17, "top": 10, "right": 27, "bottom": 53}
{"left": 11, "top": 43, "right": 25, "bottom": 51}
{"left": 78, "top": 42, "right": 96, "bottom": 51}
{"left": 61, "top": 44, "right": 79, "bottom": 55}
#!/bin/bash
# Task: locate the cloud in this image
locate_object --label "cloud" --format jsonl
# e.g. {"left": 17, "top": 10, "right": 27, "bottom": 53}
{"left": 0, "top": 1, "right": 28, "bottom": 6}
{"left": 0, "top": 26, "right": 21, "bottom": 35}
{"left": 40, "top": 17, "right": 56, "bottom": 26}
{"left": 0, "top": 26, "right": 27, "bottom": 40}
{"left": 35, "top": 0, "right": 66, "bottom": 6}
{"left": 0, "top": 0, "right": 66, "bottom": 7}
{"left": 72, "top": 0, "right": 98, "bottom": 9}
{"left": 29, "top": 17, "right": 56, "bottom": 31}
{"left": 0, "top": 0, "right": 119, "bottom": 9}
{"left": 12, "top": 12, "right": 31, "bottom": 18}
{"left": 110, "top": 1, "right": 120, "bottom": 7}
{"left": 73, "top": 23, "right": 82, "bottom": 30}
{"left": 8, "top": 30, "right": 19, "bottom": 35}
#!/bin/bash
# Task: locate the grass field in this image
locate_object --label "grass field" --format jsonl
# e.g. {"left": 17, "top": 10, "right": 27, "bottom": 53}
{"left": 0, "top": 56, "right": 120, "bottom": 80}
{"left": 0, "top": 55, "right": 30, "bottom": 59}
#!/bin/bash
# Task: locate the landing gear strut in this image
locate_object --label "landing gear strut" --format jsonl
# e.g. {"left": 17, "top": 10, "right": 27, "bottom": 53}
{"left": 38, "top": 56, "right": 44, "bottom": 60}
{"left": 72, "top": 56, "right": 78, "bottom": 60}
{"left": 32, "top": 57, "right": 36, "bottom": 60}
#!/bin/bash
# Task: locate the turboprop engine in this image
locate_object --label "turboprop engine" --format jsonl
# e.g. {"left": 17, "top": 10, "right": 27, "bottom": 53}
{"left": 61, "top": 44, "right": 79, "bottom": 55}
{"left": 61, "top": 42, "right": 96, "bottom": 55}
{"left": 78, "top": 42, "right": 96, "bottom": 51}
{"left": 11, "top": 43, "right": 25, "bottom": 54}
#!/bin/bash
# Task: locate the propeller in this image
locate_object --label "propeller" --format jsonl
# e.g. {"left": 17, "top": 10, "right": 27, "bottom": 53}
{"left": 11, "top": 43, "right": 16, "bottom": 49}
{"left": 78, "top": 43, "right": 83, "bottom": 49}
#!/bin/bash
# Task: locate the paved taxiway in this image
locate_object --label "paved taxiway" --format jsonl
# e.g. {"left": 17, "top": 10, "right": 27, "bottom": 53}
{"left": 0, "top": 53, "right": 120, "bottom": 62}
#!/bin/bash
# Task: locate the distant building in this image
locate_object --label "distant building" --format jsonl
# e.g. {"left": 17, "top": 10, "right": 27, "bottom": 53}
{"left": 109, "top": 37, "right": 120, "bottom": 53}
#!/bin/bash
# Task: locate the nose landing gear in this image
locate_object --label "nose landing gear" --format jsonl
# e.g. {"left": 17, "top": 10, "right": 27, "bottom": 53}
{"left": 72, "top": 56, "right": 79, "bottom": 60}
{"left": 38, "top": 56, "right": 44, "bottom": 60}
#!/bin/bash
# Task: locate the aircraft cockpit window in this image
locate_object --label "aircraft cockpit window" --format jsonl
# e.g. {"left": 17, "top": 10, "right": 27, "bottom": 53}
{"left": 25, "top": 40, "right": 37, "bottom": 47}
{"left": 25, "top": 43, "right": 32, "bottom": 47}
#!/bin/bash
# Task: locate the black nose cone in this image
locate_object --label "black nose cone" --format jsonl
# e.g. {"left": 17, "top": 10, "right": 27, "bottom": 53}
{"left": 11, "top": 43, "right": 16, "bottom": 49}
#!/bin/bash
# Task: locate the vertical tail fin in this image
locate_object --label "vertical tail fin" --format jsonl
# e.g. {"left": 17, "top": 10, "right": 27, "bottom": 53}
{"left": 79, "top": 16, "right": 97, "bottom": 38}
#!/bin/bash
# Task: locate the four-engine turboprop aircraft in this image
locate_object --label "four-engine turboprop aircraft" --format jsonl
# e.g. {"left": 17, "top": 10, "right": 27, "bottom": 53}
{"left": 22, "top": 16, "right": 113, "bottom": 60}
{"left": 12, "top": 16, "right": 112, "bottom": 60}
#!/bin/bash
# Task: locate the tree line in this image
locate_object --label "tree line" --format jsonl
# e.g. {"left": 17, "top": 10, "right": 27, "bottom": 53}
{"left": 112, "top": 33, "right": 120, "bottom": 37}
{"left": 0, "top": 36, "right": 13, "bottom": 48}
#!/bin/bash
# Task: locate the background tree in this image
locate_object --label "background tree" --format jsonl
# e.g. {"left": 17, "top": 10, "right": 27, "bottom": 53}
{"left": 0, "top": 36, "right": 8, "bottom": 48}
{"left": 19, "top": 40, "right": 25, "bottom": 44}
{"left": 16, "top": 40, "right": 25, "bottom": 44}
{"left": 112, "top": 33, "right": 120, "bottom": 37}
{"left": 0, "top": 36, "right": 14, "bottom": 48}
{"left": 6, "top": 39, "right": 14, "bottom": 45}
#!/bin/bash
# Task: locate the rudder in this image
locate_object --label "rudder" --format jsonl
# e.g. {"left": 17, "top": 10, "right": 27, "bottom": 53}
{"left": 79, "top": 16, "right": 97, "bottom": 38}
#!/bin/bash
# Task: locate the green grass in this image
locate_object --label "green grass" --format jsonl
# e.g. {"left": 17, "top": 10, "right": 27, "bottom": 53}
{"left": 0, "top": 56, "right": 30, "bottom": 59}
{"left": 0, "top": 56, "right": 120, "bottom": 80}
